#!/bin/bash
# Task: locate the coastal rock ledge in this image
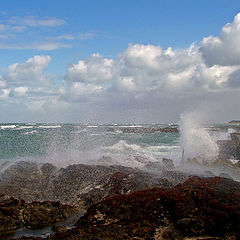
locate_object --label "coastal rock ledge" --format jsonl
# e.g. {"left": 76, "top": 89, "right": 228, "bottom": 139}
{"left": 13, "top": 176, "right": 240, "bottom": 240}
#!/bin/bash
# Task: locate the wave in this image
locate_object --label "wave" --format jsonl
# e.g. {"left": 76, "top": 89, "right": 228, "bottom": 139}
{"left": 146, "top": 145, "right": 179, "bottom": 152}
{"left": 38, "top": 125, "right": 61, "bottom": 129}
{"left": 22, "top": 130, "right": 38, "bottom": 135}
{"left": 0, "top": 125, "right": 17, "bottom": 129}
{"left": 118, "top": 125, "right": 143, "bottom": 128}
{"left": 102, "top": 140, "right": 143, "bottom": 153}
{"left": 16, "top": 126, "right": 34, "bottom": 130}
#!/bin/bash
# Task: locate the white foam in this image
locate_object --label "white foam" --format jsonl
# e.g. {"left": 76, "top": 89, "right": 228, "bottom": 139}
{"left": 118, "top": 125, "right": 143, "bottom": 128}
{"left": 230, "top": 159, "right": 239, "bottom": 164}
{"left": 179, "top": 112, "right": 219, "bottom": 162}
{"left": 22, "top": 130, "right": 38, "bottom": 135}
{"left": 102, "top": 140, "right": 143, "bottom": 153}
{"left": 146, "top": 145, "right": 179, "bottom": 152}
{"left": 38, "top": 125, "right": 61, "bottom": 129}
{"left": 0, "top": 125, "right": 17, "bottom": 129}
{"left": 16, "top": 126, "right": 34, "bottom": 130}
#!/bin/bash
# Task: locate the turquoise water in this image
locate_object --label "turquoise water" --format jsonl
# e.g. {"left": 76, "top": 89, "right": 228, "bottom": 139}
{"left": 0, "top": 123, "right": 180, "bottom": 165}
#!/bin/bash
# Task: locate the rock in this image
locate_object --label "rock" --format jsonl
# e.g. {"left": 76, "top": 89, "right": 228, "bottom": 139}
{"left": 162, "top": 158, "right": 174, "bottom": 170}
{"left": 51, "top": 225, "right": 68, "bottom": 233}
{"left": 120, "top": 126, "right": 179, "bottom": 134}
{"left": 0, "top": 162, "right": 175, "bottom": 210}
{"left": 0, "top": 195, "right": 76, "bottom": 237}
{"left": 145, "top": 161, "right": 164, "bottom": 171}
{"left": 44, "top": 176, "right": 240, "bottom": 240}
{"left": 217, "top": 132, "right": 240, "bottom": 159}
{"left": 202, "top": 170, "right": 215, "bottom": 177}
{"left": 219, "top": 172, "right": 232, "bottom": 179}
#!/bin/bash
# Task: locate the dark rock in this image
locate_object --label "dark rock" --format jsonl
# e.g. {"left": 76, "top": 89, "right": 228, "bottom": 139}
{"left": 51, "top": 225, "right": 68, "bottom": 233}
{"left": 162, "top": 158, "right": 174, "bottom": 170}
{"left": 0, "top": 162, "right": 175, "bottom": 210}
{"left": 144, "top": 161, "right": 164, "bottom": 171}
{"left": 219, "top": 172, "right": 232, "bottom": 179}
{"left": 120, "top": 127, "right": 179, "bottom": 134}
{"left": 43, "top": 176, "right": 240, "bottom": 240}
{"left": 0, "top": 195, "right": 75, "bottom": 237}
{"left": 217, "top": 132, "right": 240, "bottom": 159}
{"left": 202, "top": 170, "right": 215, "bottom": 177}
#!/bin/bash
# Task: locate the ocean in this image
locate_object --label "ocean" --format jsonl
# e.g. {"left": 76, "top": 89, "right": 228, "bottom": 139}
{"left": 0, "top": 122, "right": 234, "bottom": 170}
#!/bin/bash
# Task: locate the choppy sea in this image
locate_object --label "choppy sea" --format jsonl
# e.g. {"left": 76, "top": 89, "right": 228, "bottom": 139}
{"left": 0, "top": 122, "right": 235, "bottom": 169}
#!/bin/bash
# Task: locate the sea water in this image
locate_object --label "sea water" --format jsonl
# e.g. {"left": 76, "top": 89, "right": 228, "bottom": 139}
{"left": 0, "top": 122, "right": 234, "bottom": 169}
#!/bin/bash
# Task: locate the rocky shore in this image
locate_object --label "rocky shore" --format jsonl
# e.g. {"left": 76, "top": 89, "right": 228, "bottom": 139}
{"left": 0, "top": 159, "right": 239, "bottom": 239}
{"left": 0, "top": 194, "right": 76, "bottom": 239}
{"left": 11, "top": 176, "right": 240, "bottom": 240}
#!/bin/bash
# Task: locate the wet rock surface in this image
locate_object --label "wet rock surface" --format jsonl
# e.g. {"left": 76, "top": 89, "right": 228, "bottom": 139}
{"left": 1, "top": 161, "right": 239, "bottom": 239}
{"left": 0, "top": 194, "right": 75, "bottom": 238}
{"left": 0, "top": 161, "right": 178, "bottom": 209}
{"left": 217, "top": 132, "right": 240, "bottom": 159}
{"left": 16, "top": 176, "right": 239, "bottom": 240}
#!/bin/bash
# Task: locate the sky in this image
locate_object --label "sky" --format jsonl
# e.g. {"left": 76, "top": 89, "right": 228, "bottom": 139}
{"left": 0, "top": 0, "right": 240, "bottom": 123}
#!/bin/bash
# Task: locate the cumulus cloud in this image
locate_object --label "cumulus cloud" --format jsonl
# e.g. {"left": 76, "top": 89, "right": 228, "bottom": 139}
{"left": 66, "top": 53, "right": 114, "bottom": 83}
{"left": 1, "top": 13, "right": 240, "bottom": 122}
{"left": 201, "top": 13, "right": 240, "bottom": 66}
{"left": 9, "top": 86, "right": 28, "bottom": 97}
{"left": 227, "top": 69, "right": 240, "bottom": 88}
{"left": 0, "top": 89, "right": 10, "bottom": 101}
{"left": 6, "top": 55, "right": 51, "bottom": 86}
{"left": 0, "top": 55, "right": 62, "bottom": 111}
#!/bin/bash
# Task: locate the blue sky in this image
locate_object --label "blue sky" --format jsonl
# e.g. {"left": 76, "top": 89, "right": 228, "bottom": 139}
{"left": 1, "top": 0, "right": 239, "bottom": 74}
{"left": 0, "top": 1, "right": 240, "bottom": 123}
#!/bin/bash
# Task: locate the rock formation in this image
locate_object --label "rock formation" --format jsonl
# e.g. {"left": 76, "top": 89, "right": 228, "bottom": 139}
{"left": 15, "top": 176, "right": 239, "bottom": 240}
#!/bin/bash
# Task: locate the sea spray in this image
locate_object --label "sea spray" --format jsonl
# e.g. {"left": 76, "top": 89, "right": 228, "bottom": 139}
{"left": 179, "top": 111, "right": 219, "bottom": 162}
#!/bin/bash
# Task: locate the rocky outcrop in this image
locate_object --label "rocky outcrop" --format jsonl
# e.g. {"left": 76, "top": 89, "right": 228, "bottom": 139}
{"left": 17, "top": 176, "right": 239, "bottom": 240}
{"left": 0, "top": 194, "right": 75, "bottom": 238}
{"left": 0, "top": 161, "right": 177, "bottom": 210}
{"left": 217, "top": 132, "right": 240, "bottom": 159}
{"left": 119, "top": 126, "right": 179, "bottom": 134}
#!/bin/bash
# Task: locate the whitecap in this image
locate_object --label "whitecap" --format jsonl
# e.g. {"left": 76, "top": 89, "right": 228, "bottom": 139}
{"left": 16, "top": 126, "right": 34, "bottom": 130}
{"left": 118, "top": 125, "right": 143, "bottom": 128}
{"left": 103, "top": 140, "right": 143, "bottom": 153}
{"left": 22, "top": 130, "right": 38, "bottom": 135}
{"left": 0, "top": 125, "right": 17, "bottom": 129}
{"left": 38, "top": 125, "right": 61, "bottom": 129}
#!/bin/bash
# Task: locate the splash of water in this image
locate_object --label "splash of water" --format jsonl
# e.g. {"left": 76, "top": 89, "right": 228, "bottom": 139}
{"left": 179, "top": 111, "right": 219, "bottom": 162}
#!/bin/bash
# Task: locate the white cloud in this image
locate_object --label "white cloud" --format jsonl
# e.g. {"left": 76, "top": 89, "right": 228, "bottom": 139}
{"left": 115, "top": 76, "right": 136, "bottom": 91}
{"left": 0, "top": 78, "right": 6, "bottom": 88}
{"left": 0, "top": 89, "right": 10, "bottom": 100}
{"left": 0, "top": 42, "right": 70, "bottom": 51}
{"left": 7, "top": 55, "right": 51, "bottom": 86}
{"left": 201, "top": 13, "right": 240, "bottom": 66}
{"left": 55, "top": 32, "right": 97, "bottom": 41}
{"left": 10, "top": 86, "right": 28, "bottom": 97}
{"left": 1, "top": 13, "right": 240, "bottom": 123}
{"left": 7, "top": 16, "right": 66, "bottom": 28}
{"left": 66, "top": 53, "right": 114, "bottom": 83}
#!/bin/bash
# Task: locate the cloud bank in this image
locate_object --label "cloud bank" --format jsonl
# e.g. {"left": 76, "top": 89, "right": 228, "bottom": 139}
{"left": 1, "top": 13, "right": 240, "bottom": 123}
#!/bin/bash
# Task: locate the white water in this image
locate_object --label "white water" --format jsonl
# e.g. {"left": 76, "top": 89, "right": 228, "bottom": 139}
{"left": 179, "top": 111, "right": 219, "bottom": 162}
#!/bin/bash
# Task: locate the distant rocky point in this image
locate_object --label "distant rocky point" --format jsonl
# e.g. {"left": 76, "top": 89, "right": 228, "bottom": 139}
{"left": 108, "top": 126, "right": 179, "bottom": 134}
{"left": 229, "top": 120, "right": 240, "bottom": 124}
